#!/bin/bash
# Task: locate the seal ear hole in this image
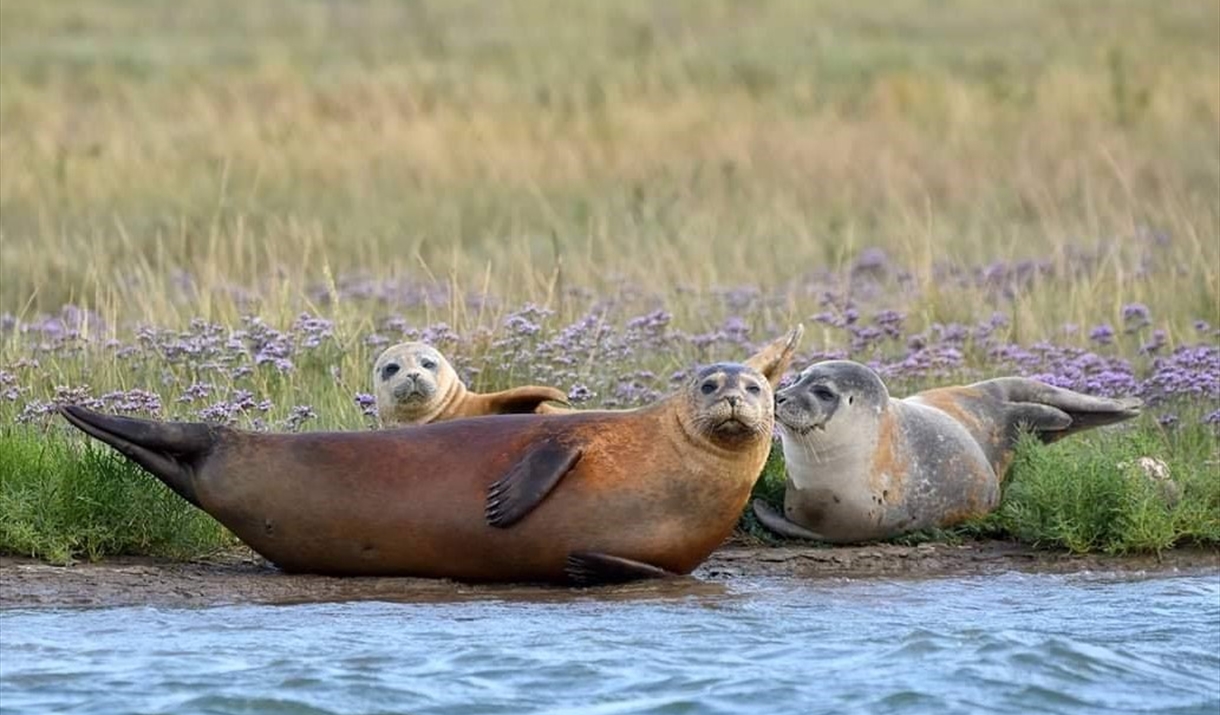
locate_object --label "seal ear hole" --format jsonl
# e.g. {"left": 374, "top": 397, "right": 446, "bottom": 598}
{"left": 848, "top": 395, "right": 854, "bottom": 405}
{"left": 700, "top": 381, "right": 717, "bottom": 395}
{"left": 381, "top": 363, "right": 400, "bottom": 380}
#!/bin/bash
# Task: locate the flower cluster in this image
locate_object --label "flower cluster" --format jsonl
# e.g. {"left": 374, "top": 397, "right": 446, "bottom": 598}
{"left": 2, "top": 248, "right": 1216, "bottom": 433}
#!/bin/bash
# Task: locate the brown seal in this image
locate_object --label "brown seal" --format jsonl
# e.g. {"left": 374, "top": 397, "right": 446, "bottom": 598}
{"left": 373, "top": 341, "right": 569, "bottom": 426}
{"left": 61, "top": 326, "right": 804, "bottom": 585}
{"left": 752, "top": 360, "right": 1142, "bottom": 543}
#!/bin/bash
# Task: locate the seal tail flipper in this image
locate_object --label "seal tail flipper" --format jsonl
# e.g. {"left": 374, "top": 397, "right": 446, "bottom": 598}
{"left": 979, "top": 377, "right": 1144, "bottom": 443}
{"left": 564, "top": 552, "right": 677, "bottom": 586}
{"left": 58, "top": 405, "right": 212, "bottom": 508}
{"left": 479, "top": 386, "right": 572, "bottom": 415}
{"left": 744, "top": 324, "right": 805, "bottom": 389}
{"left": 750, "top": 498, "right": 829, "bottom": 542}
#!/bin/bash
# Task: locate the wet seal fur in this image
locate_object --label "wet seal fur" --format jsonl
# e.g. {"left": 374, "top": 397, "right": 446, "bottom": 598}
{"left": 373, "top": 342, "right": 568, "bottom": 426}
{"left": 753, "top": 360, "right": 1142, "bottom": 543}
{"left": 62, "top": 326, "right": 804, "bottom": 586}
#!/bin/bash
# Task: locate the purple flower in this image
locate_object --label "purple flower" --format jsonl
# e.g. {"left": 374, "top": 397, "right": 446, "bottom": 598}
{"left": 851, "top": 247, "right": 889, "bottom": 277}
{"left": 178, "top": 382, "right": 215, "bottom": 403}
{"left": 567, "top": 384, "right": 594, "bottom": 403}
{"left": 354, "top": 392, "right": 377, "bottom": 417}
{"left": 1139, "top": 329, "right": 1167, "bottom": 355}
{"left": 99, "top": 389, "right": 162, "bottom": 415}
{"left": 1089, "top": 324, "right": 1115, "bottom": 345}
{"left": 1121, "top": 303, "right": 1151, "bottom": 331}
{"left": 283, "top": 405, "right": 317, "bottom": 431}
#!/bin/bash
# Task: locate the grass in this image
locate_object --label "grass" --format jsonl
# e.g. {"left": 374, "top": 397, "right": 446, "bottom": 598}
{"left": 6, "top": 416, "right": 1214, "bottom": 564}
{"left": 0, "top": 0, "right": 1217, "bottom": 563}
{"left": 0, "top": 426, "right": 234, "bottom": 564}
{"left": 985, "top": 428, "right": 1220, "bottom": 554}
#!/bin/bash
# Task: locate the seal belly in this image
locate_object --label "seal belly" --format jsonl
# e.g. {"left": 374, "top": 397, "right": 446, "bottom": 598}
{"left": 892, "top": 402, "right": 1000, "bottom": 528}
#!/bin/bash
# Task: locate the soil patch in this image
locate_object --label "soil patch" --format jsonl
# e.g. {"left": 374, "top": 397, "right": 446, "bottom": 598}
{"left": 3, "top": 541, "right": 1216, "bottom": 609}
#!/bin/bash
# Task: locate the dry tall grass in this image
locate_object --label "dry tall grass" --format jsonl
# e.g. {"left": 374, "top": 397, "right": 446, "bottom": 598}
{"left": 1, "top": 0, "right": 1217, "bottom": 338}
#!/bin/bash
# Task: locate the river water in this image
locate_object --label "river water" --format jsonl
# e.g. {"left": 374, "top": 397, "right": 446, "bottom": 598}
{"left": 1, "top": 570, "right": 1217, "bottom": 715}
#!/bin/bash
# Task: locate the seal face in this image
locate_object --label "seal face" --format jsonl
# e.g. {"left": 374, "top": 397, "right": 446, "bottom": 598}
{"left": 63, "top": 326, "right": 805, "bottom": 586}
{"left": 774, "top": 360, "right": 888, "bottom": 436}
{"left": 754, "top": 360, "right": 1143, "bottom": 544}
{"left": 683, "top": 364, "right": 773, "bottom": 449}
{"left": 373, "top": 342, "right": 568, "bottom": 426}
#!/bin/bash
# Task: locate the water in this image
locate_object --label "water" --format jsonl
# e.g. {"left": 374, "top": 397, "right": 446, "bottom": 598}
{"left": 1, "top": 571, "right": 1217, "bottom": 715}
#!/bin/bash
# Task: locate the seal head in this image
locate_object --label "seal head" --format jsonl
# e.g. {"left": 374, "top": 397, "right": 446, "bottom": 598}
{"left": 774, "top": 360, "right": 888, "bottom": 436}
{"left": 374, "top": 342, "right": 454, "bottom": 423}
{"left": 682, "top": 363, "right": 774, "bottom": 449}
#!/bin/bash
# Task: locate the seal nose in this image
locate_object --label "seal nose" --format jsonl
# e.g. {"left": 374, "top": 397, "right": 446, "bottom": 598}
{"left": 775, "top": 392, "right": 788, "bottom": 406}
{"left": 725, "top": 394, "right": 740, "bottom": 408}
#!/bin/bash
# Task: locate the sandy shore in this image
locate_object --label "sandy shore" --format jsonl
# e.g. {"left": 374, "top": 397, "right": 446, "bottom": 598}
{"left": 3, "top": 540, "right": 1217, "bottom": 609}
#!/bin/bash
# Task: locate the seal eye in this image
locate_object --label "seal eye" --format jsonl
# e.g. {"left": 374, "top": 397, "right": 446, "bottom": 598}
{"left": 421, "top": 358, "right": 438, "bottom": 371}
{"left": 745, "top": 383, "right": 761, "bottom": 395}
{"left": 700, "top": 381, "right": 717, "bottom": 395}
{"left": 381, "top": 363, "right": 400, "bottom": 381}
{"left": 813, "top": 387, "right": 836, "bottom": 402}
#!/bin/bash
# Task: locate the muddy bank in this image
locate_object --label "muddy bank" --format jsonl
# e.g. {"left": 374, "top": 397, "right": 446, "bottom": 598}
{"left": 2, "top": 541, "right": 1217, "bottom": 609}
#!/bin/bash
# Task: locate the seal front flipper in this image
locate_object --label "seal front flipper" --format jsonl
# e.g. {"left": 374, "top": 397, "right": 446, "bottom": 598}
{"left": 564, "top": 552, "right": 677, "bottom": 586}
{"left": 480, "top": 386, "right": 572, "bottom": 415}
{"left": 750, "top": 498, "right": 829, "bottom": 542}
{"left": 58, "top": 405, "right": 213, "bottom": 508}
{"left": 485, "top": 437, "right": 582, "bottom": 528}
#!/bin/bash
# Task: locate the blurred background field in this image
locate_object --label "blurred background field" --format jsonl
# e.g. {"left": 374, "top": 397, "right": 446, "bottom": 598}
{"left": 2, "top": 0, "right": 1216, "bottom": 324}
{"left": 0, "top": 0, "right": 1216, "bottom": 559}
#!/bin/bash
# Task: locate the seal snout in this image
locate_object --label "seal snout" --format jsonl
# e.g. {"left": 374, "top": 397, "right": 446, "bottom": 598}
{"left": 391, "top": 372, "right": 435, "bottom": 402}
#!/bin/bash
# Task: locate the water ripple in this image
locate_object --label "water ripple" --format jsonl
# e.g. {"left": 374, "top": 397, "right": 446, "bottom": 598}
{"left": 1, "top": 572, "right": 1218, "bottom": 715}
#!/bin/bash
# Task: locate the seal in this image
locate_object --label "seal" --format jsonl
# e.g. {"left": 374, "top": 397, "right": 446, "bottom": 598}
{"left": 61, "top": 326, "right": 804, "bottom": 586}
{"left": 373, "top": 341, "right": 569, "bottom": 426}
{"left": 752, "top": 360, "right": 1142, "bottom": 543}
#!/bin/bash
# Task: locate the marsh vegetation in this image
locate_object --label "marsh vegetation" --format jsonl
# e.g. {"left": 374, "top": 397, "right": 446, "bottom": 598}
{"left": 1, "top": 0, "right": 1216, "bottom": 562}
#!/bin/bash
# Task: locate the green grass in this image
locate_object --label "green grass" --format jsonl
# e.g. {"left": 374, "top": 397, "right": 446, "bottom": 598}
{"left": 983, "top": 427, "right": 1220, "bottom": 554}
{"left": 0, "top": 426, "right": 234, "bottom": 564}
{"left": 4, "top": 417, "right": 1213, "bottom": 564}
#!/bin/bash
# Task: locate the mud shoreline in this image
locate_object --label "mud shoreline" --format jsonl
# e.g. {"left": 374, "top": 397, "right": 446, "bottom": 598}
{"left": 3, "top": 540, "right": 1217, "bottom": 609}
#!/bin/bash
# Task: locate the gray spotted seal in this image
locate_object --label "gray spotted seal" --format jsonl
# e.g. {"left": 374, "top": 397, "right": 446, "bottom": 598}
{"left": 752, "top": 360, "right": 1142, "bottom": 543}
